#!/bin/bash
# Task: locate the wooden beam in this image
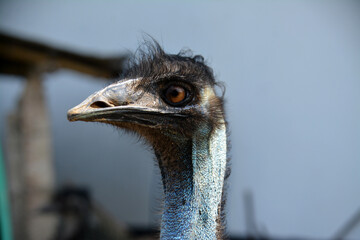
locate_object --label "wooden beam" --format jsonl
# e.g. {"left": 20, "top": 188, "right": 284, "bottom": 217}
{"left": 6, "top": 111, "right": 26, "bottom": 240}
{"left": 20, "top": 70, "right": 57, "bottom": 240}
{"left": 0, "top": 32, "right": 128, "bottom": 79}
{"left": 6, "top": 69, "right": 58, "bottom": 240}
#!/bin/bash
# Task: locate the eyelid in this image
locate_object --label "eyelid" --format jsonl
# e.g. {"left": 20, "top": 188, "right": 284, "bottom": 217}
{"left": 159, "top": 79, "right": 193, "bottom": 93}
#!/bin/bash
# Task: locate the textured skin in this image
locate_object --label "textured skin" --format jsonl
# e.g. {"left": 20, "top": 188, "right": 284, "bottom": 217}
{"left": 157, "top": 123, "right": 226, "bottom": 240}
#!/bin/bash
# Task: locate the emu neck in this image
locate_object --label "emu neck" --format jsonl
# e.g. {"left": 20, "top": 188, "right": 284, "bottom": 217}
{"left": 158, "top": 123, "right": 227, "bottom": 240}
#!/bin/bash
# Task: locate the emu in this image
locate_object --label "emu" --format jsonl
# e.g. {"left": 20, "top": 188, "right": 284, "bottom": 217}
{"left": 67, "top": 42, "right": 229, "bottom": 240}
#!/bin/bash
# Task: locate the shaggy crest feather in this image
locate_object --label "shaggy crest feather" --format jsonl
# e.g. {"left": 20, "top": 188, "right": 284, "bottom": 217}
{"left": 123, "top": 39, "right": 216, "bottom": 86}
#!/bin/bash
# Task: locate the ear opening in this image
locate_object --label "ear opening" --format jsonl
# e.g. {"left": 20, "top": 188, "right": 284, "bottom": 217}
{"left": 214, "top": 81, "right": 226, "bottom": 99}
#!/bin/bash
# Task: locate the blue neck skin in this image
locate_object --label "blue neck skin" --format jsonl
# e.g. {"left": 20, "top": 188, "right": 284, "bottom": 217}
{"left": 159, "top": 123, "right": 227, "bottom": 240}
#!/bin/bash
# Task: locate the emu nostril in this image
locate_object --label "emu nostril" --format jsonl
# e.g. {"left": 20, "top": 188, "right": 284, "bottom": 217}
{"left": 90, "top": 101, "right": 113, "bottom": 109}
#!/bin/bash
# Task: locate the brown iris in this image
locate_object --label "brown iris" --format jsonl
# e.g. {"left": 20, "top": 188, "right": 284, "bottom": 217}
{"left": 164, "top": 85, "right": 187, "bottom": 104}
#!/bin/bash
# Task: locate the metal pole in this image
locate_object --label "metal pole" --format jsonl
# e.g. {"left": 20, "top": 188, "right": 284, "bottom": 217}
{"left": 0, "top": 140, "right": 13, "bottom": 240}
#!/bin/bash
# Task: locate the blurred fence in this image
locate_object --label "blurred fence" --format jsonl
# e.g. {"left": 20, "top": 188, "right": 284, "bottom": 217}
{"left": 0, "top": 31, "right": 127, "bottom": 240}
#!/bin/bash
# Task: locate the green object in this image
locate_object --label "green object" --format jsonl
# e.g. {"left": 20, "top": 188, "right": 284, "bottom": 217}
{"left": 0, "top": 141, "right": 13, "bottom": 240}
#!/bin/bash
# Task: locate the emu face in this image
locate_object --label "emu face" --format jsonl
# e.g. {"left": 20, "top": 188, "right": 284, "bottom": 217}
{"left": 68, "top": 46, "right": 224, "bottom": 140}
{"left": 68, "top": 78, "right": 222, "bottom": 137}
{"left": 67, "top": 44, "right": 227, "bottom": 240}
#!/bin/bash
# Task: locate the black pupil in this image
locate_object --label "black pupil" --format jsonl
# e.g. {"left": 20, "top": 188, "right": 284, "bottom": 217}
{"left": 169, "top": 88, "right": 179, "bottom": 97}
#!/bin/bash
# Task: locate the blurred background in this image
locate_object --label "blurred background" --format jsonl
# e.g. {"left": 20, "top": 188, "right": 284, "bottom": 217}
{"left": 0, "top": 1, "right": 359, "bottom": 240}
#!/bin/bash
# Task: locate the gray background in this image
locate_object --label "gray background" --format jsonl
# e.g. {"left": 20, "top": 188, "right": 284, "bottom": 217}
{"left": 0, "top": 1, "right": 359, "bottom": 239}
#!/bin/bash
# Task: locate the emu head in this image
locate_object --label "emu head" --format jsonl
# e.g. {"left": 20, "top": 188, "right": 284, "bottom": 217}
{"left": 68, "top": 43, "right": 225, "bottom": 149}
{"left": 68, "top": 42, "right": 227, "bottom": 239}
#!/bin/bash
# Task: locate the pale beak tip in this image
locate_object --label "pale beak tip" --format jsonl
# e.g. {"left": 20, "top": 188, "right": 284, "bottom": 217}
{"left": 67, "top": 107, "right": 80, "bottom": 122}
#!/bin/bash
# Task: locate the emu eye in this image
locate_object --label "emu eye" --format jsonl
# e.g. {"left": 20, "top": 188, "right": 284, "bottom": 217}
{"left": 163, "top": 85, "right": 188, "bottom": 106}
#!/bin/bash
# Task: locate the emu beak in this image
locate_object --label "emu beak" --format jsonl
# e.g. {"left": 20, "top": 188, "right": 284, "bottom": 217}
{"left": 67, "top": 79, "right": 152, "bottom": 124}
{"left": 67, "top": 79, "right": 186, "bottom": 126}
